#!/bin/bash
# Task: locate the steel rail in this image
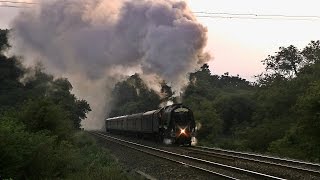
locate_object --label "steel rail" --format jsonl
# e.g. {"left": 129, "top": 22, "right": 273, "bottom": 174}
{"left": 91, "top": 131, "right": 285, "bottom": 180}
{"left": 191, "top": 146, "right": 320, "bottom": 176}
{"left": 90, "top": 131, "right": 237, "bottom": 180}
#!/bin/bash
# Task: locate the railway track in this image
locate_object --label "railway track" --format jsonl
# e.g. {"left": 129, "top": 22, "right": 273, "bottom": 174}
{"left": 90, "top": 131, "right": 285, "bottom": 180}
{"left": 187, "top": 146, "right": 320, "bottom": 177}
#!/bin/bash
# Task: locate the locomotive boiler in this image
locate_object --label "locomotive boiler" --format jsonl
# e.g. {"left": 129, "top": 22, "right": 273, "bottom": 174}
{"left": 105, "top": 104, "right": 196, "bottom": 145}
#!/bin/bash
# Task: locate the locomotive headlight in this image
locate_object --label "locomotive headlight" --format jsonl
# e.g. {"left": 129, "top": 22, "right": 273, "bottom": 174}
{"left": 180, "top": 128, "right": 186, "bottom": 135}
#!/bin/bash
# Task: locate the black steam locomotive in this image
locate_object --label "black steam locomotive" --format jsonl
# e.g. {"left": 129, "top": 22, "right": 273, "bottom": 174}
{"left": 105, "top": 104, "right": 196, "bottom": 145}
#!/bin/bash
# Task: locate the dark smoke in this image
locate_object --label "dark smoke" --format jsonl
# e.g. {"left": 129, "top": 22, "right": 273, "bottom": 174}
{"left": 10, "top": 0, "right": 209, "bottom": 129}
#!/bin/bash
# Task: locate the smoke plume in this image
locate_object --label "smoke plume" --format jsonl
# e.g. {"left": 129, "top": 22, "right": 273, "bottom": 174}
{"left": 10, "top": 0, "right": 209, "bottom": 129}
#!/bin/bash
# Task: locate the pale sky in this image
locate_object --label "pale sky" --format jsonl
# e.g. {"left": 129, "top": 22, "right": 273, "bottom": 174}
{"left": 1, "top": 0, "right": 320, "bottom": 80}
{"left": 188, "top": 0, "right": 320, "bottom": 80}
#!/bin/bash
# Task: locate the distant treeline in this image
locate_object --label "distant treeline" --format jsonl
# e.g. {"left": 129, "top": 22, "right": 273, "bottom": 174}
{"left": 0, "top": 29, "right": 127, "bottom": 179}
{"left": 110, "top": 41, "right": 320, "bottom": 162}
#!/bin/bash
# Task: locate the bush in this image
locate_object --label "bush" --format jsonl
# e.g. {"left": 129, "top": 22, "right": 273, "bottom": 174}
{"left": 18, "top": 98, "right": 73, "bottom": 140}
{"left": 0, "top": 117, "right": 127, "bottom": 179}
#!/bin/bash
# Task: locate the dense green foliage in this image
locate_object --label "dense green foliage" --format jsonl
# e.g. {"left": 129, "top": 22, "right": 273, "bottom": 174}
{"left": 0, "top": 119, "right": 125, "bottom": 179}
{"left": 0, "top": 30, "right": 126, "bottom": 179}
{"left": 183, "top": 64, "right": 256, "bottom": 148}
{"left": 109, "top": 73, "right": 171, "bottom": 116}
{"left": 0, "top": 29, "right": 10, "bottom": 52}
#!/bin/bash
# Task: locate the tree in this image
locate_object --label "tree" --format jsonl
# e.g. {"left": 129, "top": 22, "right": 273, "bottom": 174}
{"left": 184, "top": 64, "right": 215, "bottom": 99}
{"left": 21, "top": 68, "right": 91, "bottom": 129}
{"left": 302, "top": 40, "right": 320, "bottom": 64}
{"left": 0, "top": 29, "right": 10, "bottom": 52}
{"left": 214, "top": 95, "right": 255, "bottom": 134}
{"left": 269, "top": 81, "right": 320, "bottom": 161}
{"left": 295, "top": 81, "right": 320, "bottom": 143}
{"left": 0, "top": 30, "right": 26, "bottom": 111}
{"left": 262, "top": 45, "right": 303, "bottom": 78}
{"left": 19, "top": 98, "right": 73, "bottom": 139}
{"left": 0, "top": 56, "right": 25, "bottom": 111}
{"left": 0, "top": 29, "right": 124, "bottom": 179}
{"left": 49, "top": 78, "right": 91, "bottom": 129}
{"left": 109, "top": 74, "right": 161, "bottom": 117}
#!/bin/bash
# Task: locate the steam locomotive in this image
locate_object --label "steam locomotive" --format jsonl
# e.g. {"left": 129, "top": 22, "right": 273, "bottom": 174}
{"left": 105, "top": 104, "right": 196, "bottom": 145}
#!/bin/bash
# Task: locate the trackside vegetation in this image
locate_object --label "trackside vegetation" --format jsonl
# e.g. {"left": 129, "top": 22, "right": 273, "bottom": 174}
{"left": 0, "top": 29, "right": 127, "bottom": 179}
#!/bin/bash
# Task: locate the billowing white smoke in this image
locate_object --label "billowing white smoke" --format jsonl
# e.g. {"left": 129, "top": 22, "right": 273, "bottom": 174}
{"left": 10, "top": 0, "right": 209, "bottom": 129}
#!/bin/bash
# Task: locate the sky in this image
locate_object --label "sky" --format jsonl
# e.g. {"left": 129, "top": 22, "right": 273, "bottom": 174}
{"left": 187, "top": 0, "right": 320, "bottom": 80}
{"left": 1, "top": 0, "right": 320, "bottom": 81}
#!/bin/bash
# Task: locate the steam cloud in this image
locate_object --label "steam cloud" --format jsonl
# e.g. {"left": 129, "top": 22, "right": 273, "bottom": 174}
{"left": 10, "top": 0, "right": 209, "bottom": 129}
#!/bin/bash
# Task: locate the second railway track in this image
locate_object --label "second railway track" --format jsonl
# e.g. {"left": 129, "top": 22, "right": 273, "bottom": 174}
{"left": 90, "top": 131, "right": 286, "bottom": 180}
{"left": 188, "top": 146, "right": 320, "bottom": 175}
{"left": 159, "top": 145, "right": 320, "bottom": 179}
{"left": 158, "top": 145, "right": 320, "bottom": 180}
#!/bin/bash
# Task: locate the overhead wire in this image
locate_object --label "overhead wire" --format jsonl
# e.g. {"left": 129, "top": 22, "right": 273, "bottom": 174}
{"left": 193, "top": 11, "right": 320, "bottom": 19}
{"left": 195, "top": 15, "right": 319, "bottom": 21}
{"left": 0, "top": 0, "right": 35, "bottom": 8}
{"left": 0, "top": 0, "right": 36, "bottom": 4}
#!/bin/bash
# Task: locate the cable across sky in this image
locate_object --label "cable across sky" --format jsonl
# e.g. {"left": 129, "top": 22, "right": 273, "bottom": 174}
{"left": 0, "top": 0, "right": 36, "bottom": 4}
{"left": 194, "top": 11, "right": 320, "bottom": 21}
{"left": 195, "top": 15, "right": 320, "bottom": 21}
{"left": 0, "top": 0, "right": 35, "bottom": 8}
{"left": 193, "top": 11, "right": 320, "bottom": 19}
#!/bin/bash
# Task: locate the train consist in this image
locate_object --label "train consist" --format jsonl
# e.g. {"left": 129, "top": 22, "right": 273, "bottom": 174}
{"left": 105, "top": 104, "right": 196, "bottom": 145}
